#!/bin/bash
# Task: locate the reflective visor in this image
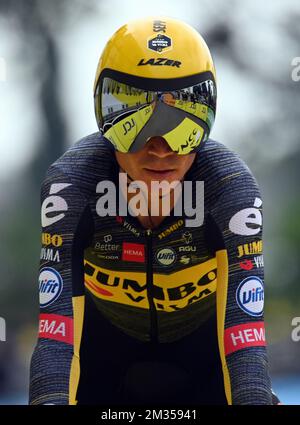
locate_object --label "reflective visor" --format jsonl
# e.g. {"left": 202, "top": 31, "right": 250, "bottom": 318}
{"left": 95, "top": 75, "right": 216, "bottom": 154}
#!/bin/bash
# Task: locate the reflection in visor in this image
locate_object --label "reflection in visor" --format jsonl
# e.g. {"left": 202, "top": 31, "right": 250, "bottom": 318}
{"left": 97, "top": 77, "right": 216, "bottom": 153}
{"left": 162, "top": 118, "right": 204, "bottom": 154}
{"left": 104, "top": 104, "right": 155, "bottom": 152}
{"left": 104, "top": 104, "right": 205, "bottom": 155}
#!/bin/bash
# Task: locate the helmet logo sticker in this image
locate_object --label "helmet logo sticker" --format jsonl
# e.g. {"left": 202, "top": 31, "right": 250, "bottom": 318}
{"left": 148, "top": 34, "right": 172, "bottom": 54}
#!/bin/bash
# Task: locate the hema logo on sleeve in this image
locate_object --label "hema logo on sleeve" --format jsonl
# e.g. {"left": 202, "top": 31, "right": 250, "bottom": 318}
{"left": 39, "top": 267, "right": 63, "bottom": 308}
{"left": 236, "top": 276, "right": 264, "bottom": 317}
{"left": 39, "top": 313, "right": 73, "bottom": 345}
{"left": 225, "top": 322, "right": 266, "bottom": 355}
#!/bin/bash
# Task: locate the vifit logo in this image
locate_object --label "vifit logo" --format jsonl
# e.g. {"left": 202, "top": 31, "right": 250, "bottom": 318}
{"left": 39, "top": 267, "right": 63, "bottom": 308}
{"left": 236, "top": 276, "right": 264, "bottom": 317}
{"left": 0, "top": 317, "right": 6, "bottom": 342}
{"left": 156, "top": 247, "right": 176, "bottom": 266}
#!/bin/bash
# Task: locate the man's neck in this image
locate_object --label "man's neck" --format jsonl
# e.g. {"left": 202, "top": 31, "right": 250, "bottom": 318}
{"left": 118, "top": 167, "right": 181, "bottom": 228}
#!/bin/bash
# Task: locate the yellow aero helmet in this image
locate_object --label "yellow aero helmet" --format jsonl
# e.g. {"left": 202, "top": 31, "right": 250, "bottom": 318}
{"left": 94, "top": 17, "right": 217, "bottom": 154}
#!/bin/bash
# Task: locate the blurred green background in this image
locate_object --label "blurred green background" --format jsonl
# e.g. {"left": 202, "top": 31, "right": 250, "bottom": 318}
{"left": 0, "top": 0, "right": 300, "bottom": 404}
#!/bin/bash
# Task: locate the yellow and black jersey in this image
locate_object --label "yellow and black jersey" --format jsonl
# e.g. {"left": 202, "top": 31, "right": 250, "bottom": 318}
{"left": 29, "top": 132, "right": 272, "bottom": 405}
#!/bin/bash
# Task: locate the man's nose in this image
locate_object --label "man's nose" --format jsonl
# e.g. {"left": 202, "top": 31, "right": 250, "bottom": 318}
{"left": 146, "top": 136, "right": 174, "bottom": 158}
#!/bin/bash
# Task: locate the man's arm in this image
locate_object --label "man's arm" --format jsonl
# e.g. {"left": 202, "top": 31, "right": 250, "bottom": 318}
{"left": 29, "top": 166, "right": 91, "bottom": 405}
{"left": 209, "top": 171, "right": 272, "bottom": 405}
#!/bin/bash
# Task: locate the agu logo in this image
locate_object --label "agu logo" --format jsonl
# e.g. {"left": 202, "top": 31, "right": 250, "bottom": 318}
{"left": 39, "top": 267, "right": 63, "bottom": 308}
{"left": 236, "top": 276, "right": 264, "bottom": 317}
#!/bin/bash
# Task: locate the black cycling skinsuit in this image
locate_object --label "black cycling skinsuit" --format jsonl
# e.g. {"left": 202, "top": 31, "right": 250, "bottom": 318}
{"left": 29, "top": 132, "right": 273, "bottom": 405}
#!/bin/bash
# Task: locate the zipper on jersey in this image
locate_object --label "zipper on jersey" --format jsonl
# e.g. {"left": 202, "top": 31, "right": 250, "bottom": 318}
{"left": 146, "top": 228, "right": 158, "bottom": 343}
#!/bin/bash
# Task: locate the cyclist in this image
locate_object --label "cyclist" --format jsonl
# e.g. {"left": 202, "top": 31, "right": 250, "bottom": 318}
{"left": 29, "top": 16, "right": 279, "bottom": 405}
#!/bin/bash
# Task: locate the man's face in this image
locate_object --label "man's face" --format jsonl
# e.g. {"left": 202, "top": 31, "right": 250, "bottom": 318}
{"left": 115, "top": 136, "right": 196, "bottom": 188}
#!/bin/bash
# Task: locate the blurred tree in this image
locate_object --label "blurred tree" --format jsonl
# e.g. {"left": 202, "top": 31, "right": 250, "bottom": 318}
{"left": 0, "top": 0, "right": 99, "bottom": 397}
{"left": 0, "top": 0, "right": 100, "bottom": 303}
{"left": 193, "top": 0, "right": 300, "bottom": 373}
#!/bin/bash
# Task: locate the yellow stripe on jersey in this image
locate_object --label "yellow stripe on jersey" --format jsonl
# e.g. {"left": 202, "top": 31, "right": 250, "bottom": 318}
{"left": 216, "top": 249, "right": 232, "bottom": 405}
{"left": 69, "top": 295, "right": 85, "bottom": 405}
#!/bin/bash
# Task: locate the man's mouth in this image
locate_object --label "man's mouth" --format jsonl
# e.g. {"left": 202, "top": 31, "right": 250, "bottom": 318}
{"left": 143, "top": 168, "right": 176, "bottom": 178}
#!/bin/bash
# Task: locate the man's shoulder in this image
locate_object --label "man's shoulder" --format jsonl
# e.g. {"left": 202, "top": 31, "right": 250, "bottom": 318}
{"left": 196, "top": 138, "right": 253, "bottom": 178}
{"left": 43, "top": 132, "right": 117, "bottom": 195}
{"left": 190, "top": 138, "right": 260, "bottom": 207}
{"left": 53, "top": 131, "right": 114, "bottom": 169}
{"left": 192, "top": 138, "right": 257, "bottom": 186}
